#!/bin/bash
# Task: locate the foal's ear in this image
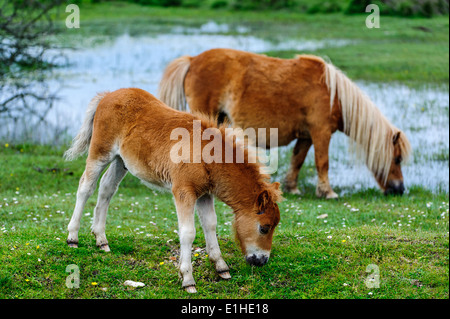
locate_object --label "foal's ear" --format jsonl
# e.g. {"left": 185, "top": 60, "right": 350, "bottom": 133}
{"left": 393, "top": 131, "right": 401, "bottom": 145}
{"left": 257, "top": 190, "right": 270, "bottom": 210}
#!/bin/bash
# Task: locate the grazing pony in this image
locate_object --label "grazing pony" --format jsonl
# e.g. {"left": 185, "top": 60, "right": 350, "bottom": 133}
{"left": 64, "top": 88, "right": 282, "bottom": 293}
{"left": 159, "top": 48, "right": 411, "bottom": 198}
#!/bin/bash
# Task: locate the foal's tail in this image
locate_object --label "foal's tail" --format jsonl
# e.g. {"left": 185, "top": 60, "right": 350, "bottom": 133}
{"left": 64, "top": 92, "right": 108, "bottom": 161}
{"left": 158, "top": 55, "right": 191, "bottom": 111}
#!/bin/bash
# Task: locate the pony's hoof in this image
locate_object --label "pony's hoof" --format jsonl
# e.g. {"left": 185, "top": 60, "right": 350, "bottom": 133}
{"left": 284, "top": 186, "right": 301, "bottom": 195}
{"left": 99, "top": 244, "right": 110, "bottom": 252}
{"left": 326, "top": 192, "right": 339, "bottom": 199}
{"left": 185, "top": 285, "right": 197, "bottom": 293}
{"left": 218, "top": 271, "right": 231, "bottom": 280}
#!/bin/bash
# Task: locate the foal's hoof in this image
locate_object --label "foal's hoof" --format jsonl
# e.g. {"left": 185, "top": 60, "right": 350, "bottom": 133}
{"left": 218, "top": 271, "right": 231, "bottom": 280}
{"left": 98, "top": 244, "right": 110, "bottom": 252}
{"left": 185, "top": 285, "right": 197, "bottom": 294}
{"left": 67, "top": 240, "right": 78, "bottom": 248}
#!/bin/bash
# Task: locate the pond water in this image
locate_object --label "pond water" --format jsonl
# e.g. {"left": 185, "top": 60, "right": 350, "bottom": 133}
{"left": 1, "top": 21, "right": 448, "bottom": 193}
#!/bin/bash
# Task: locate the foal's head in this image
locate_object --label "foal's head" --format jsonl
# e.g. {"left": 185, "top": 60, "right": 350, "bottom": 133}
{"left": 234, "top": 182, "right": 282, "bottom": 266}
{"left": 375, "top": 131, "right": 411, "bottom": 196}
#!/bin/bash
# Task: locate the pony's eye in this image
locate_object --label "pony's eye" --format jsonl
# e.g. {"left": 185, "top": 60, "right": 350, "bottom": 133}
{"left": 394, "top": 156, "right": 402, "bottom": 165}
{"left": 259, "top": 225, "right": 270, "bottom": 235}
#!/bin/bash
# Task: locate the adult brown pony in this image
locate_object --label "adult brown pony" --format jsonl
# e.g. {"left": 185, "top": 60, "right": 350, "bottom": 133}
{"left": 159, "top": 48, "right": 412, "bottom": 199}
{"left": 64, "top": 88, "right": 282, "bottom": 293}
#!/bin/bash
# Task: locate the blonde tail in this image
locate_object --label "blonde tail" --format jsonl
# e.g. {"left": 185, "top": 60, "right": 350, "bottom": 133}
{"left": 158, "top": 55, "right": 191, "bottom": 111}
{"left": 64, "top": 92, "right": 108, "bottom": 161}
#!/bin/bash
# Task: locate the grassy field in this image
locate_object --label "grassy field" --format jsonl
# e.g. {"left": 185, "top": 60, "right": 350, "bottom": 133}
{"left": 0, "top": 144, "right": 448, "bottom": 299}
{"left": 0, "top": 2, "right": 448, "bottom": 299}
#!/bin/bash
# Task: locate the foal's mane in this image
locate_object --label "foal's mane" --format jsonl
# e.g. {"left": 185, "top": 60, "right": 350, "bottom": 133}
{"left": 194, "top": 112, "right": 283, "bottom": 204}
{"left": 299, "top": 55, "right": 411, "bottom": 183}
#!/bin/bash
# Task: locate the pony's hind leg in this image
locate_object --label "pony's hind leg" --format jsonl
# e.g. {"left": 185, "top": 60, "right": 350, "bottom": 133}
{"left": 196, "top": 194, "right": 230, "bottom": 280}
{"left": 67, "top": 158, "right": 109, "bottom": 248}
{"left": 283, "top": 138, "right": 312, "bottom": 194}
{"left": 91, "top": 157, "right": 128, "bottom": 252}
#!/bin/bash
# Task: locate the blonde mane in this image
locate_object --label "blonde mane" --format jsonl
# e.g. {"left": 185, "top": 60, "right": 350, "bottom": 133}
{"left": 317, "top": 58, "right": 412, "bottom": 183}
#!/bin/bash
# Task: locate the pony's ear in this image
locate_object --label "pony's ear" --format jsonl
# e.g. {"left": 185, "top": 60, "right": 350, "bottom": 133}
{"left": 272, "top": 182, "right": 280, "bottom": 190}
{"left": 393, "top": 131, "right": 401, "bottom": 145}
{"left": 257, "top": 190, "right": 270, "bottom": 210}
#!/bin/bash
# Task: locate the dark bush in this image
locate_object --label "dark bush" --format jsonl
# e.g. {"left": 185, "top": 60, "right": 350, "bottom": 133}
{"left": 135, "top": 0, "right": 182, "bottom": 6}
{"left": 181, "top": 0, "right": 202, "bottom": 7}
{"left": 307, "top": 1, "right": 342, "bottom": 14}
{"left": 346, "top": 0, "right": 449, "bottom": 17}
{"left": 211, "top": 0, "right": 228, "bottom": 9}
{"left": 231, "top": 0, "right": 297, "bottom": 11}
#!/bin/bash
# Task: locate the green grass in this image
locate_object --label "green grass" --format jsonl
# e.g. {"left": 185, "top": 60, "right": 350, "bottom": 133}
{"left": 0, "top": 144, "right": 448, "bottom": 298}
{"left": 266, "top": 40, "right": 449, "bottom": 85}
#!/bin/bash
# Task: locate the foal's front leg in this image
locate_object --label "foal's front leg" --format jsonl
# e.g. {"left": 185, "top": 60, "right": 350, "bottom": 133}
{"left": 173, "top": 186, "right": 197, "bottom": 293}
{"left": 196, "top": 194, "right": 230, "bottom": 279}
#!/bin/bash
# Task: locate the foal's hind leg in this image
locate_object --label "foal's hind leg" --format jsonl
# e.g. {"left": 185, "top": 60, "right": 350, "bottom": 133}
{"left": 284, "top": 138, "right": 312, "bottom": 194}
{"left": 91, "top": 157, "right": 128, "bottom": 252}
{"left": 67, "top": 159, "right": 109, "bottom": 247}
{"left": 196, "top": 194, "right": 230, "bottom": 280}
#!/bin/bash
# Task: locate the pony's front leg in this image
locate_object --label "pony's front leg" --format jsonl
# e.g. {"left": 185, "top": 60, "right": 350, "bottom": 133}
{"left": 196, "top": 194, "right": 230, "bottom": 280}
{"left": 173, "top": 186, "right": 197, "bottom": 293}
{"left": 284, "top": 138, "right": 312, "bottom": 194}
{"left": 310, "top": 128, "right": 338, "bottom": 199}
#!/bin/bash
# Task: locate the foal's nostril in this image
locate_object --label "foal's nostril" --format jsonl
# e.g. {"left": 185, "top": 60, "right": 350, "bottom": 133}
{"left": 246, "top": 254, "right": 269, "bottom": 267}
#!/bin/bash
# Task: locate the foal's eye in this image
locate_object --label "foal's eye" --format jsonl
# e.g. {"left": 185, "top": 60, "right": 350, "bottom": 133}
{"left": 259, "top": 225, "right": 270, "bottom": 235}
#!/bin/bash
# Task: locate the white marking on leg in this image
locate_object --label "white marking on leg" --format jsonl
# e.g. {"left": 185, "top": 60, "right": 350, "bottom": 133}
{"left": 174, "top": 192, "right": 197, "bottom": 290}
{"left": 196, "top": 194, "right": 229, "bottom": 276}
{"left": 91, "top": 158, "right": 127, "bottom": 251}
{"left": 67, "top": 160, "right": 107, "bottom": 247}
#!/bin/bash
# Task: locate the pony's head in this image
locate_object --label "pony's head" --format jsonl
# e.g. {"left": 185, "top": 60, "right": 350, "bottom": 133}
{"left": 234, "top": 182, "right": 282, "bottom": 266}
{"left": 374, "top": 131, "right": 411, "bottom": 196}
